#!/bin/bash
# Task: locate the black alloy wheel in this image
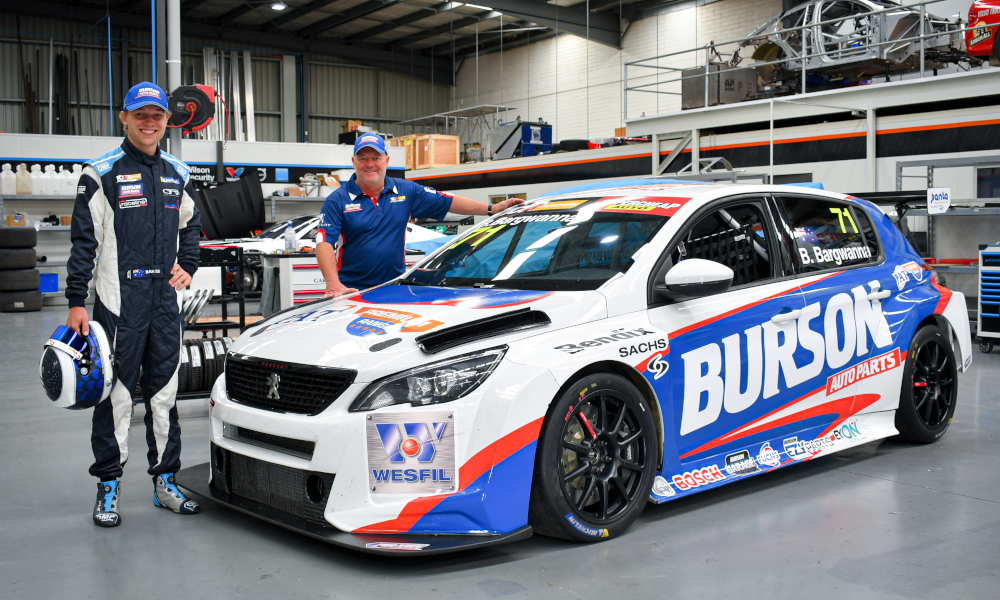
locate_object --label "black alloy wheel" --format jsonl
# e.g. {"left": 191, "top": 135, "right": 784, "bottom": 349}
{"left": 895, "top": 325, "right": 958, "bottom": 443}
{"left": 529, "top": 373, "right": 657, "bottom": 541}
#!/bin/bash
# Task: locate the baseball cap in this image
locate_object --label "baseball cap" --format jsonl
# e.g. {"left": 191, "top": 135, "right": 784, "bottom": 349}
{"left": 353, "top": 133, "right": 386, "bottom": 155}
{"left": 123, "top": 82, "right": 170, "bottom": 112}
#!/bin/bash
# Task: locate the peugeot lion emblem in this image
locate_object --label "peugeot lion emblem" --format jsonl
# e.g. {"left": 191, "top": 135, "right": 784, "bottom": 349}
{"left": 267, "top": 373, "right": 281, "bottom": 400}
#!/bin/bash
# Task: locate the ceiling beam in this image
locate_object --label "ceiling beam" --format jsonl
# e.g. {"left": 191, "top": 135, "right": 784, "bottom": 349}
{"left": 345, "top": 1, "right": 455, "bottom": 43}
{"left": 296, "top": 0, "right": 406, "bottom": 37}
{"left": 262, "top": 0, "right": 339, "bottom": 32}
{"left": 426, "top": 20, "right": 536, "bottom": 55}
{"left": 384, "top": 11, "right": 500, "bottom": 50}
{"left": 217, "top": 4, "right": 256, "bottom": 25}
{"left": 180, "top": 0, "right": 211, "bottom": 8}
{"left": 9, "top": 1, "right": 452, "bottom": 83}
{"left": 118, "top": 0, "right": 148, "bottom": 10}
{"left": 479, "top": 0, "right": 620, "bottom": 47}
{"left": 466, "top": 28, "right": 559, "bottom": 57}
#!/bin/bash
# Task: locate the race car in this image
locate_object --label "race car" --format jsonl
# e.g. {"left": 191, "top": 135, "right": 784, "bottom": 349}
{"left": 967, "top": 0, "right": 1000, "bottom": 63}
{"left": 176, "top": 183, "right": 972, "bottom": 554}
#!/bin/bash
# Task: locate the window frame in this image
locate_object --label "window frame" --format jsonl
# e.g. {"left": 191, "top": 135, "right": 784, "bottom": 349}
{"left": 646, "top": 194, "right": 784, "bottom": 308}
{"left": 769, "top": 192, "right": 885, "bottom": 278}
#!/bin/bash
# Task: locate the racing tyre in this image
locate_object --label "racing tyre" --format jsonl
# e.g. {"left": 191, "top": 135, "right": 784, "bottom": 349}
{"left": 178, "top": 345, "right": 191, "bottom": 394}
{"left": 0, "top": 227, "right": 37, "bottom": 248}
{"left": 0, "top": 290, "right": 42, "bottom": 312}
{"left": 895, "top": 325, "right": 957, "bottom": 443}
{"left": 0, "top": 269, "right": 40, "bottom": 291}
{"left": 187, "top": 342, "right": 204, "bottom": 392}
{"left": 0, "top": 248, "right": 36, "bottom": 270}
{"left": 200, "top": 340, "right": 218, "bottom": 390}
{"left": 529, "top": 373, "right": 657, "bottom": 542}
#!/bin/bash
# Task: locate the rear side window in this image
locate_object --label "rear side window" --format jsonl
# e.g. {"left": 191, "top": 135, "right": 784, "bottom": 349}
{"left": 777, "top": 196, "right": 879, "bottom": 273}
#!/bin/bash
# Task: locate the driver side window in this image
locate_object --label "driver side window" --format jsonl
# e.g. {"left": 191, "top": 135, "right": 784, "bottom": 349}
{"left": 656, "top": 200, "right": 776, "bottom": 288}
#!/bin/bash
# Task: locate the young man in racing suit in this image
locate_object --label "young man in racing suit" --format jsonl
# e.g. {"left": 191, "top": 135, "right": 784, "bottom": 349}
{"left": 65, "top": 82, "right": 203, "bottom": 527}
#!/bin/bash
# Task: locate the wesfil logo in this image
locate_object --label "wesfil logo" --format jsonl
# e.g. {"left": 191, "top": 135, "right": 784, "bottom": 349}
{"left": 367, "top": 413, "right": 455, "bottom": 494}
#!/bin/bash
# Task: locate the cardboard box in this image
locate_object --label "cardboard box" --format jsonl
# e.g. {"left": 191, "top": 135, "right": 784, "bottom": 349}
{"left": 615, "top": 127, "right": 626, "bottom": 137}
{"left": 5, "top": 214, "right": 26, "bottom": 226}
{"left": 415, "top": 134, "right": 460, "bottom": 170}
{"left": 60, "top": 216, "right": 72, "bottom": 226}
{"left": 285, "top": 186, "right": 305, "bottom": 197}
{"left": 341, "top": 119, "right": 362, "bottom": 133}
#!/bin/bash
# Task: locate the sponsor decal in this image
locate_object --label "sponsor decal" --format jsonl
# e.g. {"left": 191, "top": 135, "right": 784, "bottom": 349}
{"left": 756, "top": 442, "right": 780, "bottom": 467}
{"left": 636, "top": 351, "right": 670, "bottom": 380}
{"left": 671, "top": 465, "right": 726, "bottom": 491}
{"left": 136, "top": 86, "right": 161, "bottom": 99}
{"left": 598, "top": 196, "right": 690, "bottom": 217}
{"left": 892, "top": 261, "right": 923, "bottom": 291}
{"left": 724, "top": 450, "right": 761, "bottom": 476}
{"left": 160, "top": 176, "right": 180, "bottom": 184}
{"left": 830, "top": 420, "right": 864, "bottom": 442}
{"left": 119, "top": 198, "right": 148, "bottom": 209}
{"left": 826, "top": 348, "right": 900, "bottom": 394}
{"left": 116, "top": 173, "right": 142, "bottom": 182}
{"left": 94, "top": 161, "right": 113, "bottom": 174}
{"left": 390, "top": 195, "right": 406, "bottom": 203}
{"left": 126, "top": 267, "right": 161, "bottom": 279}
{"left": 347, "top": 307, "right": 443, "bottom": 337}
{"left": 366, "top": 412, "right": 455, "bottom": 494}
{"left": 797, "top": 244, "right": 871, "bottom": 267}
{"left": 784, "top": 435, "right": 833, "bottom": 460}
{"left": 565, "top": 514, "right": 609, "bottom": 538}
{"left": 651, "top": 475, "right": 676, "bottom": 498}
{"left": 77, "top": 185, "right": 86, "bottom": 194}
{"left": 532, "top": 200, "right": 586, "bottom": 211}
{"left": 225, "top": 167, "right": 244, "bottom": 178}
{"left": 492, "top": 213, "right": 575, "bottom": 226}
{"left": 263, "top": 305, "right": 356, "bottom": 331}
{"left": 365, "top": 542, "right": 429, "bottom": 551}
{"left": 618, "top": 338, "right": 667, "bottom": 357}
{"left": 344, "top": 203, "right": 363, "bottom": 213}
{"left": 163, "top": 188, "right": 181, "bottom": 197}
{"left": 118, "top": 183, "right": 143, "bottom": 198}
{"left": 556, "top": 327, "right": 659, "bottom": 354}
{"left": 970, "top": 21, "right": 993, "bottom": 47}
{"left": 965, "top": 355, "right": 972, "bottom": 371}
{"left": 165, "top": 203, "right": 179, "bottom": 210}
{"left": 679, "top": 282, "right": 892, "bottom": 436}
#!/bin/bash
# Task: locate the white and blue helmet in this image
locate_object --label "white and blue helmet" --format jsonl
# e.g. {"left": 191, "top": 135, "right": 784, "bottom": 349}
{"left": 39, "top": 323, "right": 114, "bottom": 409}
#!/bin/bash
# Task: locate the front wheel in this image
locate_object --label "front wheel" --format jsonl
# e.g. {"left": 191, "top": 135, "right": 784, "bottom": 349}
{"left": 529, "top": 373, "right": 657, "bottom": 542}
{"left": 980, "top": 340, "right": 993, "bottom": 354}
{"left": 895, "top": 326, "right": 958, "bottom": 443}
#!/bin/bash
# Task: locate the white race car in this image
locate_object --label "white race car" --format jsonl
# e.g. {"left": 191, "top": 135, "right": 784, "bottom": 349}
{"left": 177, "top": 183, "right": 971, "bottom": 554}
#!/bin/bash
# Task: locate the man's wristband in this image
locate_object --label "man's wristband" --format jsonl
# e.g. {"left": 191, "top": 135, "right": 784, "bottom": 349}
{"left": 486, "top": 203, "right": 493, "bottom": 216}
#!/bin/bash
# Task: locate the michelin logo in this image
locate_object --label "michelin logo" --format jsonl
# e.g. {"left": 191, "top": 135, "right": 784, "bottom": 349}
{"left": 680, "top": 281, "right": 892, "bottom": 436}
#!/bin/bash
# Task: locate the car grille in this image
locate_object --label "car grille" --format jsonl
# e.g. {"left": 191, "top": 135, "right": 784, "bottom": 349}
{"left": 222, "top": 422, "right": 315, "bottom": 460}
{"left": 225, "top": 353, "right": 357, "bottom": 415}
{"left": 211, "top": 442, "right": 334, "bottom": 527}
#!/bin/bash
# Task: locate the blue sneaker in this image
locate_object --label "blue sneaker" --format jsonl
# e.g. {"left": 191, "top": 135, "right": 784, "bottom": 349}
{"left": 153, "top": 473, "right": 200, "bottom": 515}
{"left": 93, "top": 480, "right": 121, "bottom": 527}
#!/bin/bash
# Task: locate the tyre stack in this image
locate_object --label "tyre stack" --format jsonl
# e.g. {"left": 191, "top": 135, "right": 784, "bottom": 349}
{"left": 178, "top": 337, "right": 233, "bottom": 395}
{"left": 0, "top": 228, "right": 42, "bottom": 313}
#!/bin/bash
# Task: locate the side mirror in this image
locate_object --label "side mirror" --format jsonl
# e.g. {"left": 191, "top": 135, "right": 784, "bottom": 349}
{"left": 661, "top": 259, "right": 734, "bottom": 299}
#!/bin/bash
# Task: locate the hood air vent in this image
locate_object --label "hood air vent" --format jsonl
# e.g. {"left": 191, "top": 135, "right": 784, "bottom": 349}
{"left": 415, "top": 308, "right": 551, "bottom": 354}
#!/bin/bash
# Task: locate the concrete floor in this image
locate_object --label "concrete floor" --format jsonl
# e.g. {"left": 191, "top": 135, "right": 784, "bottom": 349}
{"left": 2, "top": 306, "right": 999, "bottom": 600}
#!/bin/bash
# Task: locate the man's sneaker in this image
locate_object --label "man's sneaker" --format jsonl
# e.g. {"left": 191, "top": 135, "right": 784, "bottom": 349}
{"left": 93, "top": 480, "right": 121, "bottom": 527}
{"left": 153, "top": 473, "right": 200, "bottom": 515}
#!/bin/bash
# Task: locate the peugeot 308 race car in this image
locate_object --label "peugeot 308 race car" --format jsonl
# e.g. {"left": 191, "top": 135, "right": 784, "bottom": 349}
{"left": 176, "top": 184, "right": 972, "bottom": 554}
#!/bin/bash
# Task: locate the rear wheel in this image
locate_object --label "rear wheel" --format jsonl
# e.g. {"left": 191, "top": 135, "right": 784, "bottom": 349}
{"left": 895, "top": 326, "right": 957, "bottom": 443}
{"left": 529, "top": 373, "right": 657, "bottom": 541}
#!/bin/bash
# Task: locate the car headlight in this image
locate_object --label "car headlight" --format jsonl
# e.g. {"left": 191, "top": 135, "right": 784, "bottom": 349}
{"left": 350, "top": 346, "right": 506, "bottom": 412}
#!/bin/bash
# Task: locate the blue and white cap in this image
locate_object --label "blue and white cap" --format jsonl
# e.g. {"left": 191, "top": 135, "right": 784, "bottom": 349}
{"left": 353, "top": 133, "right": 387, "bottom": 155}
{"left": 124, "top": 82, "right": 170, "bottom": 112}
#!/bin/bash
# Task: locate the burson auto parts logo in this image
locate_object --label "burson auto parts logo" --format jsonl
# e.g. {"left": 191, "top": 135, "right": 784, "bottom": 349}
{"left": 366, "top": 412, "right": 455, "bottom": 494}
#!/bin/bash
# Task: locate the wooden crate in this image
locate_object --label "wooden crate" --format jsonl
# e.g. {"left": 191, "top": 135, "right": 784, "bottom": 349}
{"left": 393, "top": 134, "right": 417, "bottom": 170}
{"left": 415, "top": 134, "right": 460, "bottom": 169}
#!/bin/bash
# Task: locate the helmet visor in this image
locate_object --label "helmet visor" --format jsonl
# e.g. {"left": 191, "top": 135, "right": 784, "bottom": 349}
{"left": 45, "top": 325, "right": 87, "bottom": 360}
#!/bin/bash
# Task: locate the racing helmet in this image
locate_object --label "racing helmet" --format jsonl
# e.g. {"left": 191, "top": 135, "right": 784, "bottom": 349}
{"left": 39, "top": 323, "right": 114, "bottom": 409}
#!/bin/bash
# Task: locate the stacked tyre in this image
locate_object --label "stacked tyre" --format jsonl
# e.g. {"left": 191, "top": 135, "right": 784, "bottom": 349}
{"left": 0, "top": 227, "right": 42, "bottom": 313}
{"left": 178, "top": 337, "right": 233, "bottom": 394}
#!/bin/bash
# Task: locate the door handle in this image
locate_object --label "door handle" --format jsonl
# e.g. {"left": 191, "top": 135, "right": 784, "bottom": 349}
{"left": 868, "top": 290, "right": 891, "bottom": 300}
{"left": 770, "top": 309, "right": 802, "bottom": 324}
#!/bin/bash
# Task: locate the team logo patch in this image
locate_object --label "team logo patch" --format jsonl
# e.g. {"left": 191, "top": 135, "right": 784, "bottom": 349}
{"left": 366, "top": 412, "right": 455, "bottom": 494}
{"left": 163, "top": 188, "right": 181, "bottom": 197}
{"left": 390, "top": 195, "right": 406, "bottom": 203}
{"left": 160, "top": 176, "right": 181, "bottom": 184}
{"left": 126, "top": 267, "right": 160, "bottom": 279}
{"left": 77, "top": 185, "right": 86, "bottom": 194}
{"left": 118, "top": 183, "right": 143, "bottom": 198}
{"left": 119, "top": 198, "right": 148, "bottom": 209}
{"left": 164, "top": 203, "right": 179, "bottom": 210}
{"left": 346, "top": 307, "right": 443, "bottom": 337}
{"left": 344, "top": 203, "right": 363, "bottom": 213}
{"left": 136, "top": 86, "right": 161, "bottom": 99}
{"left": 116, "top": 173, "right": 141, "bottom": 183}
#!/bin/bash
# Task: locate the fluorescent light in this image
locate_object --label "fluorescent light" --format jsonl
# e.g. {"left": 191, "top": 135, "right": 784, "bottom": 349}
{"left": 600, "top": 235, "right": 619, "bottom": 244}
{"left": 271, "top": 2, "right": 287, "bottom": 10}
{"left": 466, "top": 4, "right": 493, "bottom": 10}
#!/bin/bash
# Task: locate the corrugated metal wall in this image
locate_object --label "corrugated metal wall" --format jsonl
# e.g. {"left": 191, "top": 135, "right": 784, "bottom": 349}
{"left": 0, "top": 14, "right": 450, "bottom": 143}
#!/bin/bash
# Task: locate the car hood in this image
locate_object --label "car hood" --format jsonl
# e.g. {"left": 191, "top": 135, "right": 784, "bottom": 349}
{"left": 203, "top": 239, "right": 283, "bottom": 252}
{"left": 230, "top": 286, "right": 608, "bottom": 382}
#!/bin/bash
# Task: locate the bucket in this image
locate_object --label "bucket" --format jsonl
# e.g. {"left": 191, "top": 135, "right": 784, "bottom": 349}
{"left": 39, "top": 273, "right": 58, "bottom": 293}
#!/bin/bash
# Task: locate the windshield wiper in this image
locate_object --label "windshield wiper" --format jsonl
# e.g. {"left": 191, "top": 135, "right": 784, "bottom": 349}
{"left": 396, "top": 277, "right": 435, "bottom": 287}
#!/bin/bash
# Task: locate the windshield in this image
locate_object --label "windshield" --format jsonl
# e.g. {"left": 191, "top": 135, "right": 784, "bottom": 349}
{"left": 256, "top": 215, "right": 318, "bottom": 239}
{"left": 399, "top": 197, "right": 680, "bottom": 291}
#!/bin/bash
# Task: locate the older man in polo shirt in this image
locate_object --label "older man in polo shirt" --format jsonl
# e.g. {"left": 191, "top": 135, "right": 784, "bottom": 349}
{"left": 316, "top": 134, "right": 523, "bottom": 296}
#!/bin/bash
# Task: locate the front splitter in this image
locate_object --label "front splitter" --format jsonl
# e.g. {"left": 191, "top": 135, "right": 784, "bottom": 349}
{"left": 174, "top": 463, "right": 533, "bottom": 555}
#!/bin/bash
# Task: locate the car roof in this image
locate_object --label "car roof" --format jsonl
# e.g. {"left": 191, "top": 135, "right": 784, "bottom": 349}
{"left": 536, "top": 182, "right": 856, "bottom": 210}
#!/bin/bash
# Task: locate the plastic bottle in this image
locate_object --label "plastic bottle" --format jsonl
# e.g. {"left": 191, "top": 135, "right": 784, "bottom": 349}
{"left": 30, "top": 164, "right": 43, "bottom": 195}
{"left": 16, "top": 163, "right": 32, "bottom": 195}
{"left": 284, "top": 221, "right": 296, "bottom": 252}
{"left": 58, "top": 166, "right": 76, "bottom": 196}
{"left": 43, "top": 164, "right": 58, "bottom": 195}
{"left": 0, "top": 163, "right": 15, "bottom": 195}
